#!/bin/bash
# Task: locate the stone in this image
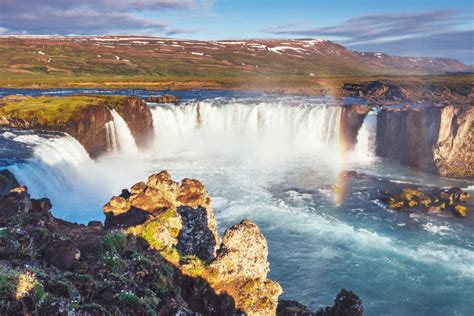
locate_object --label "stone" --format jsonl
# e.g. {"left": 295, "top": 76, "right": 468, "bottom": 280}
{"left": 103, "top": 196, "right": 131, "bottom": 216}
{"left": 43, "top": 238, "right": 81, "bottom": 270}
{"left": 453, "top": 205, "right": 467, "bottom": 217}
{"left": 0, "top": 170, "right": 19, "bottom": 198}
{"left": 210, "top": 220, "right": 269, "bottom": 282}
{"left": 316, "top": 289, "right": 363, "bottom": 316}
{"left": 176, "top": 205, "right": 219, "bottom": 262}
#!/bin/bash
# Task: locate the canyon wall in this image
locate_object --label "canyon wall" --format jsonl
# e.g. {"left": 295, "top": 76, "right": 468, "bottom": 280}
{"left": 376, "top": 105, "right": 473, "bottom": 177}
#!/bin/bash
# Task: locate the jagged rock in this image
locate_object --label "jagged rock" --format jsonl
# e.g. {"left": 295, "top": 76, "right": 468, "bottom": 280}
{"left": 177, "top": 205, "right": 218, "bottom": 262}
{"left": 277, "top": 300, "right": 315, "bottom": 316}
{"left": 210, "top": 220, "right": 269, "bottom": 282}
{"left": 316, "top": 289, "right": 363, "bottom": 316}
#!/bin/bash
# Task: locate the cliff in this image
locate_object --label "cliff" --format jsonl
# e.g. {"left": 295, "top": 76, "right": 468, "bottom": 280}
{"left": 0, "top": 170, "right": 362, "bottom": 315}
{"left": 376, "top": 105, "right": 473, "bottom": 177}
{"left": 0, "top": 95, "right": 154, "bottom": 158}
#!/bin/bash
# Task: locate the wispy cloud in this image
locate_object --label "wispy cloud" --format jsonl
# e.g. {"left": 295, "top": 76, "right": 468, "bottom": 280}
{"left": 263, "top": 10, "right": 472, "bottom": 63}
{"left": 0, "top": 0, "right": 210, "bottom": 35}
{"left": 263, "top": 10, "right": 468, "bottom": 44}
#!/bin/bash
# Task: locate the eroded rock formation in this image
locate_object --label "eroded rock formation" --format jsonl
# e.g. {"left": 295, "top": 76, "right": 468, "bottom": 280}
{"left": 376, "top": 105, "right": 473, "bottom": 177}
{"left": 340, "top": 104, "right": 372, "bottom": 151}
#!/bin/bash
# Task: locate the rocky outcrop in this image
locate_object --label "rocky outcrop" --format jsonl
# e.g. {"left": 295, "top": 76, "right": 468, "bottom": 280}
{"left": 376, "top": 105, "right": 473, "bottom": 177}
{"left": 145, "top": 94, "right": 180, "bottom": 104}
{"left": 119, "top": 97, "right": 154, "bottom": 149}
{"left": 340, "top": 104, "right": 372, "bottom": 151}
{"left": 277, "top": 289, "right": 363, "bottom": 316}
{"left": 104, "top": 170, "right": 281, "bottom": 315}
{"left": 433, "top": 105, "right": 474, "bottom": 177}
{"left": 342, "top": 81, "right": 406, "bottom": 102}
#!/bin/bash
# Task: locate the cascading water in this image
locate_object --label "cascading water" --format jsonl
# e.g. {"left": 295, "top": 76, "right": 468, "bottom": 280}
{"left": 105, "top": 120, "right": 118, "bottom": 152}
{"left": 355, "top": 109, "right": 378, "bottom": 161}
{"left": 109, "top": 109, "right": 138, "bottom": 155}
{"left": 150, "top": 100, "right": 343, "bottom": 160}
{"left": 6, "top": 133, "right": 92, "bottom": 208}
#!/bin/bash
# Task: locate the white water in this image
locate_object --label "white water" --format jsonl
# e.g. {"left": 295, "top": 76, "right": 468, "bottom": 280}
{"left": 7, "top": 134, "right": 92, "bottom": 208}
{"left": 150, "top": 101, "right": 343, "bottom": 161}
{"left": 109, "top": 109, "right": 138, "bottom": 155}
{"left": 355, "top": 110, "right": 378, "bottom": 161}
{"left": 105, "top": 121, "right": 118, "bottom": 153}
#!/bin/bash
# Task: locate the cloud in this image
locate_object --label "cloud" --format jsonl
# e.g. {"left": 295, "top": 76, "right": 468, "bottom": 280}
{"left": 0, "top": 0, "right": 209, "bottom": 35}
{"left": 263, "top": 10, "right": 472, "bottom": 63}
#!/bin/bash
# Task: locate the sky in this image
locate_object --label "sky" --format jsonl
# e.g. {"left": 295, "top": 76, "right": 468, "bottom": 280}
{"left": 0, "top": 0, "right": 473, "bottom": 63}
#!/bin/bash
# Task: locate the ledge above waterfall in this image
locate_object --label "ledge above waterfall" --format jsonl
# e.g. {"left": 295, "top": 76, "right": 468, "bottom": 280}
{"left": 0, "top": 95, "right": 154, "bottom": 158}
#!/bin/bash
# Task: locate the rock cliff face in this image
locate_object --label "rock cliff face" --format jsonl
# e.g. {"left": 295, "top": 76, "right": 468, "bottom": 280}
{"left": 340, "top": 104, "right": 372, "bottom": 151}
{"left": 0, "top": 96, "right": 154, "bottom": 158}
{"left": 119, "top": 97, "right": 154, "bottom": 149}
{"left": 376, "top": 105, "right": 473, "bottom": 177}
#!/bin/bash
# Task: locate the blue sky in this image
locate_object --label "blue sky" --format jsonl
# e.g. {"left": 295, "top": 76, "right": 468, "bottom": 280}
{"left": 1, "top": 0, "right": 473, "bottom": 63}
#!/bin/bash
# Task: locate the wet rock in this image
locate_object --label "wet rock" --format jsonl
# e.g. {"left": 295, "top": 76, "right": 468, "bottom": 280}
{"left": 0, "top": 169, "right": 19, "bottom": 198}
{"left": 340, "top": 104, "right": 372, "bottom": 151}
{"left": 278, "top": 300, "right": 315, "bottom": 316}
{"left": 316, "top": 289, "right": 363, "bottom": 316}
{"left": 381, "top": 186, "right": 471, "bottom": 218}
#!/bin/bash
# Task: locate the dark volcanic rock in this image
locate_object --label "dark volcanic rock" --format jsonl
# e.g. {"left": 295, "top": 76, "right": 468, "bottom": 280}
{"left": 177, "top": 205, "right": 218, "bottom": 262}
{"left": 342, "top": 81, "right": 406, "bottom": 101}
{"left": 145, "top": 94, "right": 179, "bottom": 104}
{"left": 316, "top": 289, "right": 364, "bottom": 316}
{"left": 0, "top": 169, "right": 19, "bottom": 198}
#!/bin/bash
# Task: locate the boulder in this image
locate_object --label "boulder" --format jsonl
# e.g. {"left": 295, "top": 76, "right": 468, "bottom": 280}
{"left": 316, "top": 289, "right": 363, "bottom": 316}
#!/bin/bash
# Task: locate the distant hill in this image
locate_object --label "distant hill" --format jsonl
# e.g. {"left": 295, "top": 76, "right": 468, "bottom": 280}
{"left": 0, "top": 36, "right": 472, "bottom": 80}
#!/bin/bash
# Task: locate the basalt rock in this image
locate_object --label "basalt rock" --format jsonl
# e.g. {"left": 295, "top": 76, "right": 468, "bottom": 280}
{"left": 119, "top": 97, "right": 154, "bottom": 149}
{"left": 277, "top": 289, "right": 363, "bottom": 316}
{"left": 340, "top": 104, "right": 372, "bottom": 151}
{"left": 376, "top": 105, "right": 473, "bottom": 177}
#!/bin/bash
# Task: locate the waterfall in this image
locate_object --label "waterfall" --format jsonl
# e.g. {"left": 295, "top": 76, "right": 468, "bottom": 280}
{"left": 7, "top": 133, "right": 92, "bottom": 205}
{"left": 109, "top": 110, "right": 138, "bottom": 155}
{"left": 150, "top": 101, "right": 343, "bottom": 159}
{"left": 105, "top": 121, "right": 118, "bottom": 152}
{"left": 355, "top": 110, "right": 378, "bottom": 160}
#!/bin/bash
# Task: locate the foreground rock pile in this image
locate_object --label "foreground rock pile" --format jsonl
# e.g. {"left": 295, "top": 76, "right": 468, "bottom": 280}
{"left": 0, "top": 170, "right": 363, "bottom": 315}
{"left": 381, "top": 187, "right": 471, "bottom": 217}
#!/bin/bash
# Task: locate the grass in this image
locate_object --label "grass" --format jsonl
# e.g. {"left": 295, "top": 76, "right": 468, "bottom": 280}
{"left": 0, "top": 95, "right": 128, "bottom": 126}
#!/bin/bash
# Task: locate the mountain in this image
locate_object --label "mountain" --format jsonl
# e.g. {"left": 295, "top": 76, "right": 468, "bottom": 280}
{"left": 0, "top": 36, "right": 472, "bottom": 80}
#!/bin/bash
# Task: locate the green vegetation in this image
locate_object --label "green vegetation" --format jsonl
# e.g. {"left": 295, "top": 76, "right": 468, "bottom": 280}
{"left": 0, "top": 95, "right": 128, "bottom": 126}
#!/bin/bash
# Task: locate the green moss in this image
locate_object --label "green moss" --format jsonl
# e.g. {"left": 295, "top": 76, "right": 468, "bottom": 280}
{"left": 0, "top": 95, "right": 128, "bottom": 126}
{"left": 99, "top": 232, "right": 130, "bottom": 273}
